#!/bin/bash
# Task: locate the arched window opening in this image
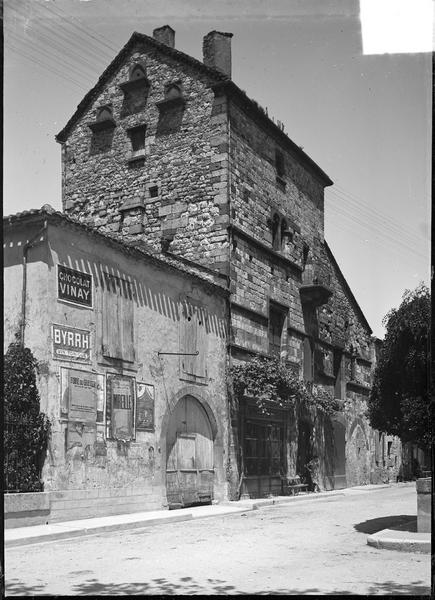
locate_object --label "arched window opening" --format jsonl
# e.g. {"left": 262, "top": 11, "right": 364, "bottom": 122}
{"left": 130, "top": 64, "right": 147, "bottom": 81}
{"left": 165, "top": 83, "right": 182, "bottom": 100}
{"left": 280, "top": 219, "right": 288, "bottom": 250}
{"left": 97, "top": 106, "right": 113, "bottom": 122}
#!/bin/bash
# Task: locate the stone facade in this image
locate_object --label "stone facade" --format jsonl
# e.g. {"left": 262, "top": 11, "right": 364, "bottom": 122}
{"left": 55, "top": 26, "right": 402, "bottom": 497}
{"left": 4, "top": 209, "right": 229, "bottom": 524}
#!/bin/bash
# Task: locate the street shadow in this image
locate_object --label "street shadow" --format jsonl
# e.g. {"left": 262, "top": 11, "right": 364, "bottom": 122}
{"left": 366, "top": 581, "right": 431, "bottom": 596}
{"left": 6, "top": 576, "right": 431, "bottom": 596}
{"left": 354, "top": 515, "right": 415, "bottom": 534}
{"left": 5, "top": 580, "right": 47, "bottom": 595}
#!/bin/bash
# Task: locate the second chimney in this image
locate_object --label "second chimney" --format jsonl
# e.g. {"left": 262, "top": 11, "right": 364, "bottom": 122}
{"left": 203, "top": 31, "right": 233, "bottom": 78}
{"left": 153, "top": 25, "right": 175, "bottom": 48}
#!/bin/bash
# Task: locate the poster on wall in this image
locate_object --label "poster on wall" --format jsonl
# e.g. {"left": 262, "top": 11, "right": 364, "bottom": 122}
{"left": 107, "top": 374, "right": 135, "bottom": 440}
{"left": 136, "top": 383, "right": 155, "bottom": 431}
{"left": 57, "top": 264, "right": 93, "bottom": 308}
{"left": 60, "top": 368, "right": 104, "bottom": 424}
{"left": 52, "top": 323, "right": 91, "bottom": 363}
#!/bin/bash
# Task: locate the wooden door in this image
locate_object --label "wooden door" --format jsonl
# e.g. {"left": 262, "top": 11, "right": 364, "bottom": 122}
{"left": 166, "top": 396, "right": 214, "bottom": 508}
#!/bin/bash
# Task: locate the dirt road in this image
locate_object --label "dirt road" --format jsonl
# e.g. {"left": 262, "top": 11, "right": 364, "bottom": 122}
{"left": 5, "top": 483, "right": 431, "bottom": 595}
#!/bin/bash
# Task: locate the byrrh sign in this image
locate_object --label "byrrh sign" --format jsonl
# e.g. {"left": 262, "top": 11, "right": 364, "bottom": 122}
{"left": 57, "top": 265, "right": 93, "bottom": 308}
{"left": 52, "top": 324, "right": 91, "bottom": 363}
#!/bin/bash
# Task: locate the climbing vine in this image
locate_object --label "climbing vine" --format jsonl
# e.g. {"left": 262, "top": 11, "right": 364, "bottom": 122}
{"left": 229, "top": 356, "right": 342, "bottom": 416}
{"left": 4, "top": 341, "right": 51, "bottom": 492}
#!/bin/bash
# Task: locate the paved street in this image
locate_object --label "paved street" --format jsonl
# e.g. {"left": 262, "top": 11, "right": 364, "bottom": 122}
{"left": 5, "top": 483, "right": 431, "bottom": 596}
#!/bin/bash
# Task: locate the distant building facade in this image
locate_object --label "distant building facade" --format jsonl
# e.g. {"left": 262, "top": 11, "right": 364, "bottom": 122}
{"left": 4, "top": 207, "right": 229, "bottom": 521}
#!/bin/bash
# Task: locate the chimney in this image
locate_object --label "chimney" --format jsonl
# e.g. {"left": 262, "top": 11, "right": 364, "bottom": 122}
{"left": 153, "top": 25, "right": 175, "bottom": 48}
{"left": 203, "top": 31, "right": 233, "bottom": 78}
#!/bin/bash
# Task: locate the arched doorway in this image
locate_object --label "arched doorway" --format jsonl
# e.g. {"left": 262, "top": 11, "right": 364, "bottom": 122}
{"left": 165, "top": 395, "right": 214, "bottom": 508}
{"left": 347, "top": 422, "right": 369, "bottom": 486}
{"left": 331, "top": 419, "right": 346, "bottom": 489}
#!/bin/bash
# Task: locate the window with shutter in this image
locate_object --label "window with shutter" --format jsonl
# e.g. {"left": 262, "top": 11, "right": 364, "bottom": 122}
{"left": 102, "top": 273, "right": 135, "bottom": 362}
{"left": 180, "top": 300, "right": 208, "bottom": 379}
{"left": 268, "top": 304, "right": 286, "bottom": 358}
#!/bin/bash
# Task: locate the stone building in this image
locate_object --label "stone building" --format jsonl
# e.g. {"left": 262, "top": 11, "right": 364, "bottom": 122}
{"left": 54, "top": 26, "right": 400, "bottom": 498}
{"left": 4, "top": 206, "right": 229, "bottom": 524}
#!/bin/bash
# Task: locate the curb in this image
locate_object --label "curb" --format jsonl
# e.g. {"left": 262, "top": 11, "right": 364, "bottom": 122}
{"left": 4, "top": 486, "right": 387, "bottom": 548}
{"left": 367, "top": 529, "right": 431, "bottom": 554}
{"left": 5, "top": 513, "right": 195, "bottom": 548}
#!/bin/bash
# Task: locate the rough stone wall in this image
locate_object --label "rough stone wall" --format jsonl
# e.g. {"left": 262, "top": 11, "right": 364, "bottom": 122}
{"left": 61, "top": 41, "right": 230, "bottom": 272}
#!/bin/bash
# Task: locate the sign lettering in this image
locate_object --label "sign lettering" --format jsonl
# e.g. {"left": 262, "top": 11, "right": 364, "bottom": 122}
{"left": 57, "top": 265, "right": 93, "bottom": 308}
{"left": 107, "top": 374, "right": 135, "bottom": 440}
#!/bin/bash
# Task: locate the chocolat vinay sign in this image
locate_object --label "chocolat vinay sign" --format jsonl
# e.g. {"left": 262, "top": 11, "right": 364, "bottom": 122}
{"left": 57, "top": 265, "right": 93, "bottom": 308}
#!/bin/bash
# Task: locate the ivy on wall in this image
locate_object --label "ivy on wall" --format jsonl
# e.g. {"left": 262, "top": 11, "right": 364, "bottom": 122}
{"left": 229, "top": 356, "right": 342, "bottom": 416}
{"left": 4, "top": 341, "right": 51, "bottom": 492}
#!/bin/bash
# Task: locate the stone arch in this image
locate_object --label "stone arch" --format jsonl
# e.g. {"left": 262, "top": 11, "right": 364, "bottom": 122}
{"left": 348, "top": 417, "right": 369, "bottom": 448}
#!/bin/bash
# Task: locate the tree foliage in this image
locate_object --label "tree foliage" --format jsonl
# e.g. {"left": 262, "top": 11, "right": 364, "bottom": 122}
{"left": 229, "top": 356, "right": 342, "bottom": 416}
{"left": 4, "top": 342, "right": 51, "bottom": 492}
{"left": 368, "top": 283, "right": 431, "bottom": 448}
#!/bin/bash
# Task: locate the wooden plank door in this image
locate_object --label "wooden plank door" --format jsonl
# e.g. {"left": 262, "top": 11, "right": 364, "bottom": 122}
{"left": 166, "top": 396, "right": 214, "bottom": 507}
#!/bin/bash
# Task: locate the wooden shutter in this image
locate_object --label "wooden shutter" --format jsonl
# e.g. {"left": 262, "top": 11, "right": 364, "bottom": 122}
{"left": 180, "top": 300, "right": 207, "bottom": 378}
{"left": 102, "top": 274, "right": 134, "bottom": 361}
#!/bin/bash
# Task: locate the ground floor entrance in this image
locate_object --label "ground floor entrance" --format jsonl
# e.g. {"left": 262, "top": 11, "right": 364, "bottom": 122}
{"left": 166, "top": 395, "right": 214, "bottom": 508}
{"left": 240, "top": 401, "right": 286, "bottom": 499}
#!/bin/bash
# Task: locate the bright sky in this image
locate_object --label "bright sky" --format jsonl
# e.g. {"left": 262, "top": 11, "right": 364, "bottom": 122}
{"left": 4, "top": 0, "right": 432, "bottom": 338}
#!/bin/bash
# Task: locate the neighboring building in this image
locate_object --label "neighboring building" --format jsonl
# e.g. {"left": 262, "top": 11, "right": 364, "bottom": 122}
{"left": 54, "top": 25, "right": 402, "bottom": 497}
{"left": 4, "top": 206, "right": 229, "bottom": 521}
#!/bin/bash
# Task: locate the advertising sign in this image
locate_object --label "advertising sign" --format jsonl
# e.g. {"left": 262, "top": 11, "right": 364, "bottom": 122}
{"left": 107, "top": 374, "right": 135, "bottom": 440}
{"left": 52, "top": 323, "right": 91, "bottom": 363}
{"left": 60, "top": 368, "right": 104, "bottom": 424}
{"left": 136, "top": 383, "right": 155, "bottom": 431}
{"left": 57, "top": 264, "right": 93, "bottom": 308}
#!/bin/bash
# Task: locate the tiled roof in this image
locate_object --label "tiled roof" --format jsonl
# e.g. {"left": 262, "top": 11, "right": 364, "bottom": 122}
{"left": 55, "top": 31, "right": 332, "bottom": 186}
{"left": 3, "top": 205, "right": 229, "bottom": 294}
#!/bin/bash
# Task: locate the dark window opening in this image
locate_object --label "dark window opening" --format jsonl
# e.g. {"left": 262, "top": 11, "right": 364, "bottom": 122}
{"left": 275, "top": 149, "right": 285, "bottom": 179}
{"left": 269, "top": 304, "right": 286, "bottom": 358}
{"left": 244, "top": 420, "right": 285, "bottom": 476}
{"left": 128, "top": 125, "right": 146, "bottom": 151}
{"left": 303, "top": 337, "right": 314, "bottom": 382}
{"left": 387, "top": 441, "right": 392, "bottom": 457}
{"left": 149, "top": 185, "right": 159, "bottom": 198}
{"left": 333, "top": 350, "right": 343, "bottom": 399}
{"left": 272, "top": 213, "right": 281, "bottom": 251}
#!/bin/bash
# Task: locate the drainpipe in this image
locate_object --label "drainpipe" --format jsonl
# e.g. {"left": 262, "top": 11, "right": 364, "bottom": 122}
{"left": 20, "top": 220, "right": 48, "bottom": 347}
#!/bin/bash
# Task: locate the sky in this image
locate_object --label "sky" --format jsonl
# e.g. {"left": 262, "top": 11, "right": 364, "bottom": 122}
{"left": 4, "top": 0, "right": 432, "bottom": 338}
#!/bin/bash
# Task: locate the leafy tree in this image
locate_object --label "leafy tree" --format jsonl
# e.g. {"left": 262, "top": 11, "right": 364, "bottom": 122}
{"left": 368, "top": 283, "right": 431, "bottom": 449}
{"left": 4, "top": 341, "right": 51, "bottom": 492}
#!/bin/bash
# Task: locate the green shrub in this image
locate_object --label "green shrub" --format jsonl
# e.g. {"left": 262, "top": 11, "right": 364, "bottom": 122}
{"left": 4, "top": 342, "right": 51, "bottom": 492}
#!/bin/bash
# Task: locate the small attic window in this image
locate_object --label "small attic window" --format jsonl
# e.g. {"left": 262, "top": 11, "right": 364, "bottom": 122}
{"left": 130, "top": 64, "right": 147, "bottom": 81}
